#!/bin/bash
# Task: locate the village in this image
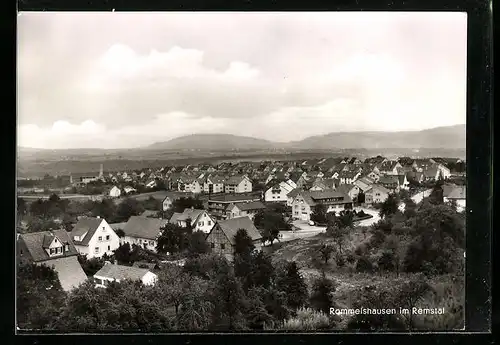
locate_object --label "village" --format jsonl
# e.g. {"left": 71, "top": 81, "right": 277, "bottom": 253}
{"left": 17, "top": 154, "right": 466, "bottom": 331}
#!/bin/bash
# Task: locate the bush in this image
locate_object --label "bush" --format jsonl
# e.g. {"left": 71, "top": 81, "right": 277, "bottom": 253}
{"left": 281, "top": 308, "right": 331, "bottom": 331}
{"left": 346, "top": 253, "right": 356, "bottom": 264}
{"left": 335, "top": 254, "right": 345, "bottom": 267}
{"left": 356, "top": 256, "right": 374, "bottom": 273}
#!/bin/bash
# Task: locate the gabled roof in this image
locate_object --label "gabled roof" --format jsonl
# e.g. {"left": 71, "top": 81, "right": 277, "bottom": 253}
{"left": 309, "top": 190, "right": 350, "bottom": 201}
{"left": 94, "top": 263, "right": 152, "bottom": 281}
{"left": 225, "top": 175, "right": 248, "bottom": 185}
{"left": 215, "top": 216, "right": 262, "bottom": 245}
{"left": 71, "top": 217, "right": 104, "bottom": 246}
{"left": 19, "top": 230, "right": 78, "bottom": 262}
{"left": 170, "top": 208, "right": 206, "bottom": 224}
{"left": 45, "top": 255, "right": 88, "bottom": 291}
{"left": 366, "top": 184, "right": 391, "bottom": 195}
{"left": 122, "top": 216, "right": 168, "bottom": 240}
{"left": 379, "top": 161, "right": 400, "bottom": 171}
{"left": 378, "top": 175, "right": 400, "bottom": 185}
{"left": 286, "top": 188, "right": 303, "bottom": 198}
{"left": 42, "top": 234, "right": 55, "bottom": 248}
{"left": 423, "top": 166, "right": 439, "bottom": 178}
{"left": 209, "top": 193, "right": 261, "bottom": 203}
{"left": 206, "top": 175, "right": 225, "bottom": 184}
{"left": 336, "top": 184, "right": 357, "bottom": 195}
{"left": 233, "top": 201, "right": 266, "bottom": 211}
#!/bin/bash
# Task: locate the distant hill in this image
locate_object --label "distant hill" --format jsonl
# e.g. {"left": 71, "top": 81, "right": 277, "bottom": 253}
{"left": 147, "top": 125, "right": 465, "bottom": 151}
{"left": 147, "top": 133, "right": 279, "bottom": 151}
{"left": 287, "top": 124, "right": 466, "bottom": 150}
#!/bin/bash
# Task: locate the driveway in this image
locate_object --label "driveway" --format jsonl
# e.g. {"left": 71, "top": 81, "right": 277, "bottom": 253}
{"left": 353, "top": 207, "right": 380, "bottom": 227}
{"left": 274, "top": 220, "right": 326, "bottom": 244}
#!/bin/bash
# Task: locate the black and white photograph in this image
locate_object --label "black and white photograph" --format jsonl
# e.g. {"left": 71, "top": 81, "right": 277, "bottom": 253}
{"left": 17, "top": 12, "right": 467, "bottom": 332}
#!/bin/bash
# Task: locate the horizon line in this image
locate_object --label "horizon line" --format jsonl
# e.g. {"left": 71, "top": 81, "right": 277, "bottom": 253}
{"left": 17, "top": 123, "right": 465, "bottom": 151}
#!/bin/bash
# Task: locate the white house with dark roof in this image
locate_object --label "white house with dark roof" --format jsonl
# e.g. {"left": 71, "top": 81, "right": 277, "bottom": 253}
{"left": 71, "top": 216, "right": 121, "bottom": 259}
{"left": 93, "top": 262, "right": 157, "bottom": 288}
{"left": 169, "top": 208, "right": 215, "bottom": 233}
{"left": 121, "top": 216, "right": 168, "bottom": 252}
{"left": 18, "top": 229, "right": 88, "bottom": 291}
{"left": 291, "top": 190, "right": 353, "bottom": 222}
{"left": 365, "top": 184, "right": 391, "bottom": 204}
{"left": 224, "top": 175, "right": 253, "bottom": 194}
{"left": 109, "top": 186, "right": 121, "bottom": 198}
{"left": 264, "top": 180, "right": 296, "bottom": 203}
{"left": 226, "top": 201, "right": 266, "bottom": 220}
{"left": 203, "top": 175, "right": 225, "bottom": 194}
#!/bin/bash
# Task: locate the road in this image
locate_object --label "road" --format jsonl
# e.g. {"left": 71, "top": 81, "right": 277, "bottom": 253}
{"left": 276, "top": 207, "right": 380, "bottom": 244}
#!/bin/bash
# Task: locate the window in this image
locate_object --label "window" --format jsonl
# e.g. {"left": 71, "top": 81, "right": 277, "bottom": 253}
{"left": 98, "top": 236, "right": 102, "bottom": 241}
{"left": 220, "top": 243, "right": 225, "bottom": 250}
{"left": 208, "top": 221, "right": 212, "bottom": 226}
{"left": 94, "top": 247, "right": 99, "bottom": 254}
{"left": 211, "top": 243, "right": 215, "bottom": 248}
{"left": 150, "top": 241, "right": 154, "bottom": 245}
{"left": 106, "top": 235, "right": 110, "bottom": 240}
{"left": 50, "top": 248, "right": 55, "bottom": 255}
{"left": 64, "top": 244, "right": 69, "bottom": 251}
{"left": 102, "top": 227, "right": 105, "bottom": 231}
{"left": 107, "top": 245, "right": 110, "bottom": 251}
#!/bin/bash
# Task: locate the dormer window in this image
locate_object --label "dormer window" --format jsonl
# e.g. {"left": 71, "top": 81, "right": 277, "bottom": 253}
{"left": 64, "top": 244, "right": 69, "bottom": 252}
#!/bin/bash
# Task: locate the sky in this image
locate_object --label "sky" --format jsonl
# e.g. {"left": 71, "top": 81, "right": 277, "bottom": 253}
{"left": 17, "top": 12, "right": 467, "bottom": 149}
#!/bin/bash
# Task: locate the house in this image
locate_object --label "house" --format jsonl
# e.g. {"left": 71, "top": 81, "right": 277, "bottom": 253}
{"left": 413, "top": 159, "right": 435, "bottom": 172}
{"left": 93, "top": 262, "right": 157, "bottom": 288}
{"left": 354, "top": 176, "right": 374, "bottom": 193}
{"left": 71, "top": 217, "right": 121, "bottom": 259}
{"left": 335, "top": 184, "right": 360, "bottom": 201}
{"left": 378, "top": 175, "right": 400, "bottom": 193}
{"left": 121, "top": 216, "right": 168, "bottom": 252}
{"left": 208, "top": 193, "right": 262, "bottom": 220}
{"left": 109, "top": 186, "right": 121, "bottom": 198}
{"left": 396, "top": 174, "right": 410, "bottom": 190}
{"left": 145, "top": 179, "right": 157, "bottom": 189}
{"left": 406, "top": 171, "right": 424, "bottom": 184}
{"left": 226, "top": 201, "right": 266, "bottom": 220}
{"left": 378, "top": 161, "right": 403, "bottom": 175}
{"left": 18, "top": 230, "right": 88, "bottom": 291}
{"left": 162, "top": 195, "right": 174, "bottom": 211}
{"left": 365, "top": 185, "right": 391, "bottom": 204}
{"left": 206, "top": 216, "right": 262, "bottom": 261}
{"left": 338, "top": 170, "right": 361, "bottom": 185}
{"left": 291, "top": 190, "right": 353, "bottom": 222}
{"left": 178, "top": 177, "right": 203, "bottom": 194}
{"left": 264, "top": 180, "right": 296, "bottom": 202}
{"left": 203, "top": 175, "right": 225, "bottom": 194}
{"left": 365, "top": 155, "right": 387, "bottom": 166}
{"left": 224, "top": 175, "right": 253, "bottom": 194}
{"left": 422, "top": 166, "right": 441, "bottom": 181}
{"left": 443, "top": 185, "right": 466, "bottom": 212}
{"left": 286, "top": 188, "right": 303, "bottom": 207}
{"left": 169, "top": 208, "right": 215, "bottom": 233}
{"left": 124, "top": 186, "right": 137, "bottom": 194}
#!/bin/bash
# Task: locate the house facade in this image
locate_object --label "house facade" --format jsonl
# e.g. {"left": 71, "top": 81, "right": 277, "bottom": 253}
{"left": 365, "top": 185, "right": 390, "bottom": 204}
{"left": 206, "top": 216, "right": 262, "bottom": 261}
{"left": 291, "top": 190, "right": 353, "bottom": 222}
{"left": 224, "top": 175, "right": 253, "bottom": 194}
{"left": 71, "top": 217, "right": 121, "bottom": 259}
{"left": 18, "top": 230, "right": 88, "bottom": 291}
{"left": 203, "top": 175, "right": 225, "bottom": 194}
{"left": 121, "top": 216, "right": 168, "bottom": 252}
{"left": 226, "top": 201, "right": 266, "bottom": 220}
{"left": 93, "top": 262, "right": 157, "bottom": 288}
{"left": 207, "top": 193, "right": 261, "bottom": 220}
{"left": 264, "top": 180, "right": 296, "bottom": 203}
{"left": 109, "top": 186, "right": 121, "bottom": 198}
{"left": 169, "top": 208, "right": 215, "bottom": 233}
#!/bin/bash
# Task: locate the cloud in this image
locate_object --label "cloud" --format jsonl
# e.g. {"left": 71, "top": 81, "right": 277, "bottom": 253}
{"left": 17, "top": 12, "right": 467, "bottom": 148}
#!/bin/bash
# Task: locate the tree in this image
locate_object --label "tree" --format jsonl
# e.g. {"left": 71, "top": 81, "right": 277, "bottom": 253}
{"left": 210, "top": 265, "right": 247, "bottom": 330}
{"left": 396, "top": 277, "right": 432, "bottom": 330}
{"left": 142, "top": 196, "right": 162, "bottom": 211}
{"left": 429, "top": 180, "right": 444, "bottom": 205}
{"left": 172, "top": 197, "right": 203, "bottom": 213}
{"left": 318, "top": 244, "right": 335, "bottom": 265}
{"left": 156, "top": 223, "right": 192, "bottom": 254}
{"left": 356, "top": 255, "right": 374, "bottom": 273}
{"left": 336, "top": 210, "right": 354, "bottom": 229}
{"left": 17, "top": 262, "right": 66, "bottom": 330}
{"left": 379, "top": 194, "right": 399, "bottom": 219}
{"left": 26, "top": 217, "right": 58, "bottom": 233}
{"left": 115, "top": 229, "right": 125, "bottom": 238}
{"left": 233, "top": 229, "right": 255, "bottom": 256}
{"left": 378, "top": 250, "right": 397, "bottom": 272}
{"left": 275, "top": 261, "right": 309, "bottom": 311}
{"left": 77, "top": 254, "right": 106, "bottom": 277}
{"left": 187, "top": 231, "right": 211, "bottom": 257}
{"left": 249, "top": 251, "right": 275, "bottom": 289}
{"left": 309, "top": 272, "right": 335, "bottom": 314}
{"left": 326, "top": 224, "right": 348, "bottom": 254}
{"left": 310, "top": 204, "right": 328, "bottom": 224}
{"left": 254, "top": 209, "right": 290, "bottom": 245}
{"left": 357, "top": 190, "right": 366, "bottom": 204}
{"left": 403, "top": 198, "right": 417, "bottom": 219}
{"left": 177, "top": 276, "right": 213, "bottom": 330}
{"left": 115, "top": 198, "right": 144, "bottom": 222}
{"left": 244, "top": 288, "right": 273, "bottom": 330}
{"left": 17, "top": 197, "right": 27, "bottom": 218}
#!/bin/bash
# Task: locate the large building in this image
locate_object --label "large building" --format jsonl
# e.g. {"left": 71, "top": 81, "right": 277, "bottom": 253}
{"left": 291, "top": 190, "right": 353, "bottom": 222}
{"left": 71, "top": 217, "right": 121, "bottom": 258}
{"left": 207, "top": 192, "right": 262, "bottom": 220}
